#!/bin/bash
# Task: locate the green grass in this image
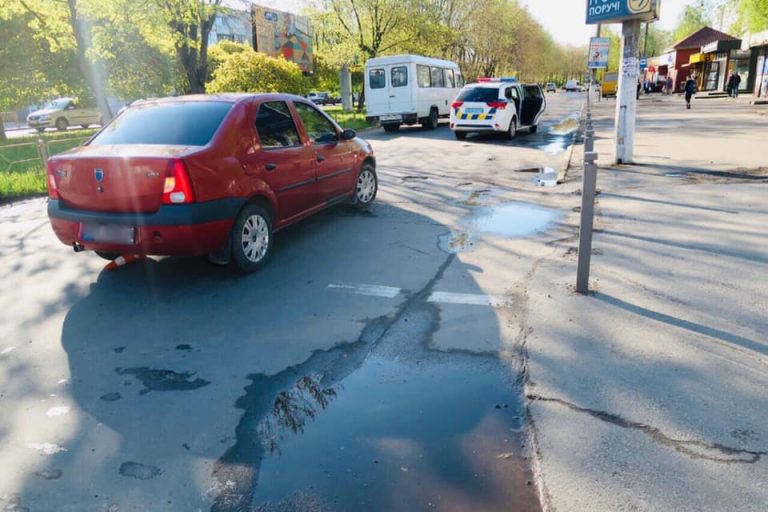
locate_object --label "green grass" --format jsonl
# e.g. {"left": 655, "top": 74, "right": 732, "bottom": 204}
{"left": 322, "top": 106, "right": 377, "bottom": 131}
{"left": 0, "top": 129, "right": 96, "bottom": 201}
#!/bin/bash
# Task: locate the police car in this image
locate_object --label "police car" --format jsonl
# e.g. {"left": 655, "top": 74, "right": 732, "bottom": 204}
{"left": 449, "top": 78, "right": 546, "bottom": 140}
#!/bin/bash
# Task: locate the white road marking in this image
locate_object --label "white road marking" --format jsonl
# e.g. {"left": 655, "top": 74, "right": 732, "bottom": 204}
{"left": 327, "top": 283, "right": 513, "bottom": 308}
{"left": 427, "top": 291, "right": 513, "bottom": 308}
{"left": 25, "top": 442, "right": 67, "bottom": 454}
{"left": 46, "top": 406, "right": 70, "bottom": 417}
{"left": 328, "top": 283, "right": 403, "bottom": 298}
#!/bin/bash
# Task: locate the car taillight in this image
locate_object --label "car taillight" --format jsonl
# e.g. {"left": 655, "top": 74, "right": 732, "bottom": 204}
{"left": 46, "top": 159, "right": 60, "bottom": 200}
{"left": 451, "top": 101, "right": 463, "bottom": 109}
{"left": 487, "top": 101, "right": 508, "bottom": 110}
{"left": 162, "top": 159, "right": 195, "bottom": 204}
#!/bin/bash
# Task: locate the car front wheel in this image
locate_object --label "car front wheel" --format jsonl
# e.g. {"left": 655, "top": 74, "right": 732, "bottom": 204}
{"left": 231, "top": 203, "right": 273, "bottom": 273}
{"left": 454, "top": 131, "right": 467, "bottom": 140}
{"left": 55, "top": 117, "right": 68, "bottom": 131}
{"left": 353, "top": 164, "right": 377, "bottom": 210}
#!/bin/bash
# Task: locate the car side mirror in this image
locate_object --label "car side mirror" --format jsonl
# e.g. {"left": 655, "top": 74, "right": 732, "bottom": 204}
{"left": 340, "top": 129, "right": 356, "bottom": 140}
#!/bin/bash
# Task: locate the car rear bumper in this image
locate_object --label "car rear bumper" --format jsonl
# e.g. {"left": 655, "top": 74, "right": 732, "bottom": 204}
{"left": 450, "top": 121, "right": 504, "bottom": 132}
{"left": 48, "top": 198, "right": 245, "bottom": 256}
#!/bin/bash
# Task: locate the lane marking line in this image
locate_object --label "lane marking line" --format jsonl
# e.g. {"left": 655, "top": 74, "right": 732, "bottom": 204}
{"left": 327, "top": 283, "right": 513, "bottom": 308}
{"left": 327, "top": 283, "right": 403, "bottom": 298}
{"left": 427, "top": 291, "right": 513, "bottom": 308}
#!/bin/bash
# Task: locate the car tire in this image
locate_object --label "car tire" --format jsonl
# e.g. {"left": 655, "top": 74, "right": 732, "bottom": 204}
{"left": 454, "top": 131, "right": 467, "bottom": 140}
{"left": 383, "top": 123, "right": 400, "bottom": 133}
{"left": 529, "top": 124, "right": 538, "bottom": 134}
{"left": 230, "top": 203, "right": 273, "bottom": 273}
{"left": 95, "top": 251, "right": 121, "bottom": 261}
{"left": 81, "top": 124, "right": 89, "bottom": 129}
{"left": 35, "top": 128, "right": 45, "bottom": 133}
{"left": 423, "top": 108, "right": 439, "bottom": 130}
{"left": 507, "top": 117, "right": 517, "bottom": 140}
{"left": 353, "top": 163, "right": 377, "bottom": 211}
{"left": 55, "top": 117, "right": 68, "bottom": 131}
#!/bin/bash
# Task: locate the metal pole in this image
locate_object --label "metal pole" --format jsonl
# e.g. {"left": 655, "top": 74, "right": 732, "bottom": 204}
{"left": 576, "top": 151, "right": 599, "bottom": 294}
{"left": 597, "top": 24, "right": 602, "bottom": 103}
{"left": 614, "top": 19, "right": 641, "bottom": 164}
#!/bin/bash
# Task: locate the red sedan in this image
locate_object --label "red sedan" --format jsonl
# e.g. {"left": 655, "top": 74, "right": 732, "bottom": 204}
{"left": 46, "top": 94, "right": 378, "bottom": 272}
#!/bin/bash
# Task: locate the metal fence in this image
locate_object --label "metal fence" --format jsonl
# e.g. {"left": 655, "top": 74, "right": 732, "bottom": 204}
{"left": 0, "top": 136, "right": 87, "bottom": 173}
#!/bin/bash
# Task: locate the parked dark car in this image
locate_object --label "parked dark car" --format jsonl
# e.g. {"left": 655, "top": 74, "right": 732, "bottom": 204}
{"left": 46, "top": 94, "right": 378, "bottom": 272}
{"left": 307, "top": 92, "right": 338, "bottom": 106}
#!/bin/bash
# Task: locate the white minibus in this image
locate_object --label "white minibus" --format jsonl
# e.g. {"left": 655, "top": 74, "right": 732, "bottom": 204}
{"left": 364, "top": 55, "right": 464, "bottom": 132}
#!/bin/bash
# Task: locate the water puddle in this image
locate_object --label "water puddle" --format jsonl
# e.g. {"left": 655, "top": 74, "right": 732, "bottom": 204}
{"left": 250, "top": 357, "right": 533, "bottom": 511}
{"left": 211, "top": 260, "right": 541, "bottom": 512}
{"left": 115, "top": 367, "right": 210, "bottom": 394}
{"left": 440, "top": 202, "right": 561, "bottom": 253}
{"left": 549, "top": 117, "right": 579, "bottom": 135}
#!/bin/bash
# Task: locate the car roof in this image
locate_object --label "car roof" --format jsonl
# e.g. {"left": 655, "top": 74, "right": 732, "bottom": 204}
{"left": 134, "top": 93, "right": 312, "bottom": 106}
{"left": 463, "top": 82, "right": 538, "bottom": 89}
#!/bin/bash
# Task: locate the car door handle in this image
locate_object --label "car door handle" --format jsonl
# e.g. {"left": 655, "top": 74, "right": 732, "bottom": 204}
{"left": 316, "top": 154, "right": 326, "bottom": 162}
{"left": 265, "top": 163, "right": 277, "bottom": 171}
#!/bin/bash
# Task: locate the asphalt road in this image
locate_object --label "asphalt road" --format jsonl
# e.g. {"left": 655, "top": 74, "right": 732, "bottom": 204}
{"left": 0, "top": 93, "right": 584, "bottom": 512}
{"left": 4, "top": 124, "right": 102, "bottom": 139}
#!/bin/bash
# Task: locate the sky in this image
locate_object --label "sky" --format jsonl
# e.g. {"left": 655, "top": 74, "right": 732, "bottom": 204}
{"left": 519, "top": 0, "right": 697, "bottom": 46}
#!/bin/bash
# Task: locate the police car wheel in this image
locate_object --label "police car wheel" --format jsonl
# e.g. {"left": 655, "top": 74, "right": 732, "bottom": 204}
{"left": 507, "top": 117, "right": 517, "bottom": 140}
{"left": 529, "top": 124, "right": 538, "bottom": 134}
{"left": 454, "top": 131, "right": 467, "bottom": 140}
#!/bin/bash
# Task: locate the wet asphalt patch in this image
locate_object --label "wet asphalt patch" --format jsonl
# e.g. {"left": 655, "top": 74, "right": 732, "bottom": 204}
{"left": 115, "top": 367, "right": 210, "bottom": 394}
{"left": 119, "top": 462, "right": 162, "bottom": 480}
{"left": 210, "top": 255, "right": 541, "bottom": 512}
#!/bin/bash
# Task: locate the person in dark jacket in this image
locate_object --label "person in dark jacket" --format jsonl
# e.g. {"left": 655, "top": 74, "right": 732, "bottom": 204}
{"left": 727, "top": 72, "right": 742, "bottom": 98}
{"left": 684, "top": 75, "right": 697, "bottom": 109}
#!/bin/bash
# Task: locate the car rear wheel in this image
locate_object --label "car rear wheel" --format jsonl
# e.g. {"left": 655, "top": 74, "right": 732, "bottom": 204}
{"left": 529, "top": 124, "right": 538, "bottom": 134}
{"left": 454, "top": 131, "right": 467, "bottom": 140}
{"left": 507, "top": 117, "right": 517, "bottom": 140}
{"left": 383, "top": 123, "right": 400, "bottom": 133}
{"left": 231, "top": 203, "right": 273, "bottom": 273}
{"left": 423, "top": 108, "right": 439, "bottom": 130}
{"left": 35, "top": 128, "right": 45, "bottom": 133}
{"left": 55, "top": 117, "right": 68, "bottom": 131}
{"left": 353, "top": 164, "right": 377, "bottom": 211}
{"left": 81, "top": 124, "right": 89, "bottom": 129}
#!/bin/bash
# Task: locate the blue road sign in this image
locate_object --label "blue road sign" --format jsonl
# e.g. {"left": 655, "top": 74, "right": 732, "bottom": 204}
{"left": 586, "top": 0, "right": 660, "bottom": 24}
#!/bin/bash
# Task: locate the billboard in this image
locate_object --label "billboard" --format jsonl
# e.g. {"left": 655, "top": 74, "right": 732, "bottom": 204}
{"left": 252, "top": 6, "right": 313, "bottom": 73}
{"left": 586, "top": 0, "right": 661, "bottom": 24}
{"left": 588, "top": 38, "right": 610, "bottom": 69}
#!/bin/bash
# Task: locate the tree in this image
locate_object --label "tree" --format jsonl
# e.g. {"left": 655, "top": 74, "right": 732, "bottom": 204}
{"left": 673, "top": 1, "right": 711, "bottom": 42}
{"left": 738, "top": 0, "right": 768, "bottom": 31}
{"left": 206, "top": 51, "right": 310, "bottom": 95}
{"left": 153, "top": 0, "right": 223, "bottom": 94}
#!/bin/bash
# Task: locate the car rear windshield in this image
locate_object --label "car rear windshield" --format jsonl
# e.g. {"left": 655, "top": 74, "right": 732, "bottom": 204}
{"left": 456, "top": 87, "right": 499, "bottom": 102}
{"left": 90, "top": 101, "right": 233, "bottom": 146}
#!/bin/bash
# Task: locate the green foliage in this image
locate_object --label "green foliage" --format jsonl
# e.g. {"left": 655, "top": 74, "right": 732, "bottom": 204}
{"left": 739, "top": 0, "right": 768, "bottom": 31}
{"left": 208, "top": 41, "right": 252, "bottom": 81}
{"left": 673, "top": 1, "right": 711, "bottom": 43}
{"left": 206, "top": 52, "right": 310, "bottom": 95}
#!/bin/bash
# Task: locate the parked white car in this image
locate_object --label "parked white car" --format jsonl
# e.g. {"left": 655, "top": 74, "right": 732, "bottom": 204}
{"left": 449, "top": 78, "right": 546, "bottom": 140}
{"left": 364, "top": 54, "right": 464, "bottom": 132}
{"left": 27, "top": 97, "right": 101, "bottom": 132}
{"left": 565, "top": 80, "right": 582, "bottom": 92}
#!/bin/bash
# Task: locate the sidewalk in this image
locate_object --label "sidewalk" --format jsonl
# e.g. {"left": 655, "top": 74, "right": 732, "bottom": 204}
{"left": 526, "top": 94, "right": 768, "bottom": 510}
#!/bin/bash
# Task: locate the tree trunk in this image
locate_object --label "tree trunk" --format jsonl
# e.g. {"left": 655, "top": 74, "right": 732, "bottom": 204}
{"left": 67, "top": 0, "right": 113, "bottom": 123}
{"left": 0, "top": 113, "right": 7, "bottom": 142}
{"left": 356, "top": 88, "right": 365, "bottom": 113}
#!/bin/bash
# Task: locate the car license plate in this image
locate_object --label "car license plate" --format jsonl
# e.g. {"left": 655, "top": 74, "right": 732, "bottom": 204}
{"left": 81, "top": 223, "right": 135, "bottom": 244}
{"left": 380, "top": 114, "right": 402, "bottom": 122}
{"left": 465, "top": 108, "right": 484, "bottom": 114}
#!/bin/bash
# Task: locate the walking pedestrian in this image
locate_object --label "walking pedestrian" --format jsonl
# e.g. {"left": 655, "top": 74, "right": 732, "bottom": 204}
{"left": 666, "top": 76, "right": 674, "bottom": 95}
{"left": 727, "top": 71, "right": 742, "bottom": 99}
{"left": 684, "top": 75, "right": 697, "bottom": 109}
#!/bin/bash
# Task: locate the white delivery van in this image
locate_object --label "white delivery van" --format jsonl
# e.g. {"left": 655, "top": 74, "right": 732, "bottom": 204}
{"left": 364, "top": 55, "right": 464, "bottom": 132}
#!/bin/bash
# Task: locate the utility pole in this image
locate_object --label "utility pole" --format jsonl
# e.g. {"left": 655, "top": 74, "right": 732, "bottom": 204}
{"left": 614, "top": 19, "right": 641, "bottom": 164}
{"left": 596, "top": 24, "right": 602, "bottom": 103}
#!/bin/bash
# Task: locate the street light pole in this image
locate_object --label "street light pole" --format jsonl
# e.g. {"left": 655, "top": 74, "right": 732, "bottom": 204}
{"left": 614, "top": 19, "right": 641, "bottom": 164}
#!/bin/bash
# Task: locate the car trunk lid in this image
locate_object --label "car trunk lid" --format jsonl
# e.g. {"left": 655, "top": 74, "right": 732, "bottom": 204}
{"left": 49, "top": 145, "right": 194, "bottom": 213}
